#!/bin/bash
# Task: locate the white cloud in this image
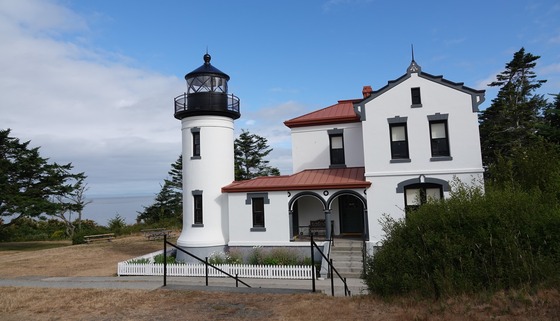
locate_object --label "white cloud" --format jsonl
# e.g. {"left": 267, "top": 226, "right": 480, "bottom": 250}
{"left": 0, "top": 0, "right": 183, "bottom": 197}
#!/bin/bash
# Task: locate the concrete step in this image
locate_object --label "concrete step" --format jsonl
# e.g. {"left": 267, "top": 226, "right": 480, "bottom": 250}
{"left": 328, "top": 239, "right": 364, "bottom": 280}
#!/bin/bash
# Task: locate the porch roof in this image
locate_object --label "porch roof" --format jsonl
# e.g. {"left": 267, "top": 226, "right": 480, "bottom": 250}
{"left": 222, "top": 167, "right": 370, "bottom": 193}
{"left": 283, "top": 99, "right": 361, "bottom": 128}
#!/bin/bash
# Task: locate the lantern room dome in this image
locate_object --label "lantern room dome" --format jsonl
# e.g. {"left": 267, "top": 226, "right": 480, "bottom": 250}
{"left": 185, "top": 53, "right": 230, "bottom": 81}
{"left": 174, "top": 53, "right": 240, "bottom": 120}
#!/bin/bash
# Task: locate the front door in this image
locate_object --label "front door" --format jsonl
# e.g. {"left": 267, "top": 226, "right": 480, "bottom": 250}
{"left": 339, "top": 195, "right": 364, "bottom": 235}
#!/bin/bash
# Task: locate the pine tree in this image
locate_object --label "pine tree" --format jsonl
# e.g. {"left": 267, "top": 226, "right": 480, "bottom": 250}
{"left": 234, "top": 129, "right": 280, "bottom": 180}
{"left": 538, "top": 93, "right": 560, "bottom": 145}
{"left": 136, "top": 155, "right": 182, "bottom": 224}
{"left": 0, "top": 129, "right": 86, "bottom": 226}
{"left": 479, "top": 48, "right": 547, "bottom": 168}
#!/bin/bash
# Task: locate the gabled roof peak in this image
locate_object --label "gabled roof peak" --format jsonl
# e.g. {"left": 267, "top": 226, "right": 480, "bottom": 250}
{"left": 407, "top": 59, "right": 421, "bottom": 74}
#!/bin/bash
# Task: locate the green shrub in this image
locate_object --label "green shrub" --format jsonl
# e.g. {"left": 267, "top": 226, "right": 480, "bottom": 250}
{"left": 248, "top": 247, "right": 306, "bottom": 265}
{"left": 364, "top": 185, "right": 560, "bottom": 298}
{"left": 51, "top": 230, "right": 66, "bottom": 239}
{"left": 208, "top": 250, "right": 242, "bottom": 265}
{"left": 127, "top": 258, "right": 150, "bottom": 264}
{"left": 154, "top": 253, "right": 180, "bottom": 264}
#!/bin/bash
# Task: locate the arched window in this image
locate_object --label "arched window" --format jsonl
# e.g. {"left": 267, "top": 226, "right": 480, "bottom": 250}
{"left": 404, "top": 183, "right": 443, "bottom": 212}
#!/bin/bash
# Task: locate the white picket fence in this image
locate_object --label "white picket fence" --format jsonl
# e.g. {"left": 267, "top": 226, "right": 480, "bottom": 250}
{"left": 117, "top": 262, "right": 313, "bottom": 279}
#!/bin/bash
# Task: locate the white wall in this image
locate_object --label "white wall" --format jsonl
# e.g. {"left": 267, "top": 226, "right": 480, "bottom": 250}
{"left": 291, "top": 122, "right": 364, "bottom": 173}
{"left": 177, "top": 116, "right": 234, "bottom": 248}
{"left": 227, "top": 191, "right": 291, "bottom": 246}
{"left": 362, "top": 73, "right": 483, "bottom": 175}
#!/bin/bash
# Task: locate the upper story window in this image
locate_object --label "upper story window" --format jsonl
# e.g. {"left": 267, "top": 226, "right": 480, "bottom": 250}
{"left": 328, "top": 128, "right": 345, "bottom": 168}
{"left": 246, "top": 193, "right": 269, "bottom": 232}
{"left": 387, "top": 116, "right": 410, "bottom": 163}
{"left": 191, "top": 127, "right": 200, "bottom": 159}
{"left": 192, "top": 190, "right": 203, "bottom": 226}
{"left": 427, "top": 113, "right": 452, "bottom": 161}
{"left": 411, "top": 87, "right": 422, "bottom": 107}
{"left": 404, "top": 183, "right": 443, "bottom": 213}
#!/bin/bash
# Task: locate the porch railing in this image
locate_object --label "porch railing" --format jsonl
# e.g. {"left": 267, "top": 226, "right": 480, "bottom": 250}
{"left": 310, "top": 234, "right": 350, "bottom": 296}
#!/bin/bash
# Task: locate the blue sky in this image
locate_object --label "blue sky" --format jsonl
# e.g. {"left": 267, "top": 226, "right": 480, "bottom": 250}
{"left": 1, "top": 0, "right": 559, "bottom": 205}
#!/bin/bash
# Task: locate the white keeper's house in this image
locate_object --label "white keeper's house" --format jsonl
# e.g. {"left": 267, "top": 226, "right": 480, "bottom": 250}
{"left": 173, "top": 53, "right": 486, "bottom": 262}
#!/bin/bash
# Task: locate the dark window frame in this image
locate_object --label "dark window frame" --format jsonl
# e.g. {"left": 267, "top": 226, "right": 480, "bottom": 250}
{"left": 427, "top": 113, "right": 452, "bottom": 161}
{"left": 327, "top": 128, "right": 346, "bottom": 168}
{"left": 246, "top": 193, "right": 269, "bottom": 232}
{"left": 192, "top": 190, "right": 203, "bottom": 226}
{"left": 389, "top": 123, "right": 410, "bottom": 162}
{"left": 252, "top": 197, "right": 265, "bottom": 229}
{"left": 404, "top": 183, "right": 443, "bottom": 214}
{"left": 191, "top": 127, "right": 201, "bottom": 159}
{"left": 411, "top": 87, "right": 422, "bottom": 107}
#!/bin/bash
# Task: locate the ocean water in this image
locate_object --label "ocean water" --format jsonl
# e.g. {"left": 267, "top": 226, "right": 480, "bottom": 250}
{"left": 82, "top": 195, "right": 156, "bottom": 226}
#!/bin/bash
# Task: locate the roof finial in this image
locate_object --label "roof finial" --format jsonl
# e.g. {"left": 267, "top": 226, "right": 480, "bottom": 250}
{"left": 411, "top": 44, "right": 415, "bottom": 62}
{"left": 203, "top": 47, "right": 211, "bottom": 65}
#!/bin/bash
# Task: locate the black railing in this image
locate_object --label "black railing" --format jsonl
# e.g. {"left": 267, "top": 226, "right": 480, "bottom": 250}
{"left": 162, "top": 235, "right": 251, "bottom": 288}
{"left": 174, "top": 92, "right": 240, "bottom": 114}
{"left": 310, "top": 234, "right": 350, "bottom": 296}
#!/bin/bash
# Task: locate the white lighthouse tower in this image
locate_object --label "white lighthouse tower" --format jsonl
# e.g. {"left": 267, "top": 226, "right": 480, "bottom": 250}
{"left": 173, "top": 53, "right": 240, "bottom": 262}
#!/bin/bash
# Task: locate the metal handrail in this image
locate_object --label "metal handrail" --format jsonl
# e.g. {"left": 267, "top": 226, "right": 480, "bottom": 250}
{"left": 162, "top": 235, "right": 251, "bottom": 288}
{"left": 310, "top": 234, "right": 350, "bottom": 296}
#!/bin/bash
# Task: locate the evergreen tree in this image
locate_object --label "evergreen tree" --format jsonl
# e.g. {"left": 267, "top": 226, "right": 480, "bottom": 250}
{"left": 0, "top": 129, "right": 87, "bottom": 226}
{"left": 479, "top": 48, "right": 547, "bottom": 168}
{"left": 234, "top": 129, "right": 280, "bottom": 180}
{"left": 538, "top": 93, "right": 560, "bottom": 145}
{"left": 136, "top": 155, "right": 182, "bottom": 224}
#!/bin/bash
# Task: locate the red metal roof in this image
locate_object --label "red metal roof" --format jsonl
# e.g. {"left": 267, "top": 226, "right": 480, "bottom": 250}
{"left": 284, "top": 99, "right": 362, "bottom": 128}
{"left": 222, "top": 167, "right": 370, "bottom": 193}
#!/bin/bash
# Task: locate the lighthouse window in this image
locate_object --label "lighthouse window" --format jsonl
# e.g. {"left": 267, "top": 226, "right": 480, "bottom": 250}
{"left": 193, "top": 192, "right": 203, "bottom": 226}
{"left": 191, "top": 128, "right": 201, "bottom": 159}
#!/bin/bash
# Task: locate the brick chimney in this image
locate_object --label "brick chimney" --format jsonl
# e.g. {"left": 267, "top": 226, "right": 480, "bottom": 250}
{"left": 362, "top": 85, "right": 373, "bottom": 98}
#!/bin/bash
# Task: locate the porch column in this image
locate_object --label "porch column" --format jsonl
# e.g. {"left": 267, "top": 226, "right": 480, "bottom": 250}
{"left": 288, "top": 210, "right": 294, "bottom": 240}
{"left": 363, "top": 208, "right": 369, "bottom": 241}
{"left": 324, "top": 209, "right": 332, "bottom": 240}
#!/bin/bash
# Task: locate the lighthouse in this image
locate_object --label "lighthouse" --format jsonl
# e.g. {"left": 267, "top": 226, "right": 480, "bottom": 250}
{"left": 174, "top": 53, "right": 240, "bottom": 262}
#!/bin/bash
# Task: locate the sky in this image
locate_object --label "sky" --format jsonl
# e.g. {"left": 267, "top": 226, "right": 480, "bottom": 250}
{"left": 1, "top": 0, "right": 559, "bottom": 218}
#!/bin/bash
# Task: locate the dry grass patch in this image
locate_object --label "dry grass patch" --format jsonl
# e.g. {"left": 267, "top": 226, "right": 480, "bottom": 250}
{"left": 0, "top": 234, "right": 164, "bottom": 277}
{"left": 1, "top": 287, "right": 559, "bottom": 321}
{"left": 0, "top": 235, "right": 558, "bottom": 320}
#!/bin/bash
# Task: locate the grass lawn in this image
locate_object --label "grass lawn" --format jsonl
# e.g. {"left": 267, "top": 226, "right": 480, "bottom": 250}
{"left": 0, "top": 240, "right": 72, "bottom": 251}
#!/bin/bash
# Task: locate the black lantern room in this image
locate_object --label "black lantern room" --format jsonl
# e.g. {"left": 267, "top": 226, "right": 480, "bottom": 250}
{"left": 174, "top": 53, "right": 240, "bottom": 120}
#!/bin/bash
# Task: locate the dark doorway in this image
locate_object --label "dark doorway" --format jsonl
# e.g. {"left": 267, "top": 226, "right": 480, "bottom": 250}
{"left": 292, "top": 201, "right": 299, "bottom": 236}
{"left": 339, "top": 195, "right": 364, "bottom": 235}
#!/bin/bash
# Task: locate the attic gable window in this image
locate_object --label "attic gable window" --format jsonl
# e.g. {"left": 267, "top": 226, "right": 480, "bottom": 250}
{"left": 411, "top": 87, "right": 422, "bottom": 107}
{"left": 328, "top": 128, "right": 346, "bottom": 168}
